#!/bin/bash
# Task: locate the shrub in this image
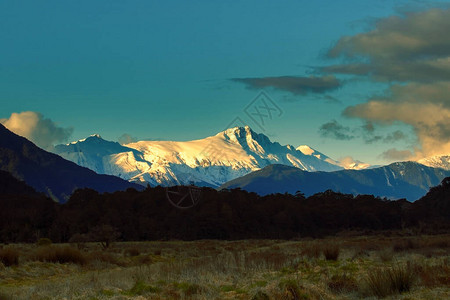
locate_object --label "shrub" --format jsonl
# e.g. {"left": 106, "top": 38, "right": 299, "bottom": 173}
{"left": 36, "top": 238, "right": 52, "bottom": 246}
{"left": 0, "top": 248, "right": 19, "bottom": 267}
{"left": 89, "top": 225, "right": 120, "bottom": 250}
{"left": 366, "top": 264, "right": 415, "bottom": 298}
{"left": 323, "top": 243, "right": 340, "bottom": 261}
{"left": 33, "top": 246, "right": 86, "bottom": 265}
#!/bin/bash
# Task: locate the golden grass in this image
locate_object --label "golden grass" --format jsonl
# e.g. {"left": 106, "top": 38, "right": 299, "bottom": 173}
{"left": 0, "top": 234, "right": 448, "bottom": 299}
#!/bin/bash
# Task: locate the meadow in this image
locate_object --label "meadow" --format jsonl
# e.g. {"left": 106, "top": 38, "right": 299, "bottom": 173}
{"left": 0, "top": 233, "right": 448, "bottom": 299}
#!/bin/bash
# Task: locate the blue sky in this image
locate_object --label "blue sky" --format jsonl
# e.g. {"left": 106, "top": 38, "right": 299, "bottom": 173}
{"left": 1, "top": 0, "right": 450, "bottom": 165}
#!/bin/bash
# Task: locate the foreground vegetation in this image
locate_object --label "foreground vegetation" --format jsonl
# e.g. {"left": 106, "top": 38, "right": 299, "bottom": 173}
{"left": 0, "top": 234, "right": 449, "bottom": 299}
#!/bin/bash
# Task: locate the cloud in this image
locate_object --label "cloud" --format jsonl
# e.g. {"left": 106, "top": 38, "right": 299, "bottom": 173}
{"left": 338, "top": 156, "right": 371, "bottom": 170}
{"left": 344, "top": 82, "right": 450, "bottom": 157}
{"left": 380, "top": 148, "right": 414, "bottom": 161}
{"left": 319, "top": 119, "right": 408, "bottom": 145}
{"left": 321, "top": 7, "right": 450, "bottom": 160}
{"left": 231, "top": 75, "right": 341, "bottom": 95}
{"left": 0, "top": 111, "right": 73, "bottom": 150}
{"left": 319, "top": 120, "right": 354, "bottom": 140}
{"left": 326, "top": 8, "right": 450, "bottom": 82}
{"left": 118, "top": 133, "right": 138, "bottom": 145}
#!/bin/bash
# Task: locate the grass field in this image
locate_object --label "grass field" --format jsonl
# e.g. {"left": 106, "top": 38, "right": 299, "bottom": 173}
{"left": 0, "top": 234, "right": 449, "bottom": 299}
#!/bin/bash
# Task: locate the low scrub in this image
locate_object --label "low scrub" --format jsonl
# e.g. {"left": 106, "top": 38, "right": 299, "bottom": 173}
{"left": 33, "top": 246, "right": 86, "bottom": 265}
{"left": 0, "top": 247, "right": 19, "bottom": 267}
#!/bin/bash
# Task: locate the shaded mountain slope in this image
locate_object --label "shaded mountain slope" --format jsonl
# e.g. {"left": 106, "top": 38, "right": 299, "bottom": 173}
{"left": 0, "top": 124, "right": 143, "bottom": 202}
{"left": 219, "top": 163, "right": 450, "bottom": 201}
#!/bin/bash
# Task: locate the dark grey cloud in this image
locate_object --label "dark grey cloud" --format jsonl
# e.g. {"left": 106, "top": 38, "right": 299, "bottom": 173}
{"left": 319, "top": 119, "right": 408, "bottom": 144}
{"left": 319, "top": 120, "right": 354, "bottom": 140}
{"left": 325, "top": 8, "right": 450, "bottom": 82}
{"left": 231, "top": 75, "right": 341, "bottom": 95}
{"left": 323, "top": 7, "right": 450, "bottom": 159}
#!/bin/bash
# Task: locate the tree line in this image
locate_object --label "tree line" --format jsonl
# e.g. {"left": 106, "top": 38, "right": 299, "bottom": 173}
{"left": 1, "top": 178, "right": 449, "bottom": 243}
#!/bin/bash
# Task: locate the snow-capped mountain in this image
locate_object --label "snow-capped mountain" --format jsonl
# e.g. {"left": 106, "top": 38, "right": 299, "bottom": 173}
{"left": 417, "top": 155, "right": 450, "bottom": 170}
{"left": 54, "top": 126, "right": 344, "bottom": 187}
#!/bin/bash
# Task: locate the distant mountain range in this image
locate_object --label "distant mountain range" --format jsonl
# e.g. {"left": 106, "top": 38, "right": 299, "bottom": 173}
{"left": 53, "top": 126, "right": 450, "bottom": 200}
{"left": 54, "top": 126, "right": 347, "bottom": 187}
{"left": 219, "top": 163, "right": 450, "bottom": 201}
{"left": 0, "top": 124, "right": 142, "bottom": 202}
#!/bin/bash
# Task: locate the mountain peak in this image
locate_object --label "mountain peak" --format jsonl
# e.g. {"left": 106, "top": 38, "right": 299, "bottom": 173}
{"left": 68, "top": 134, "right": 104, "bottom": 145}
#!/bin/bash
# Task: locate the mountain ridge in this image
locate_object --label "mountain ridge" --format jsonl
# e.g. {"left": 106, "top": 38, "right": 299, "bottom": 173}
{"left": 54, "top": 126, "right": 346, "bottom": 187}
{"left": 0, "top": 124, "right": 143, "bottom": 202}
{"left": 219, "top": 162, "right": 450, "bottom": 201}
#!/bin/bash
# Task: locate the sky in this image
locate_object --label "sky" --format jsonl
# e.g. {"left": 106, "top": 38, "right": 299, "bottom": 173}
{"left": 1, "top": 0, "right": 450, "bottom": 165}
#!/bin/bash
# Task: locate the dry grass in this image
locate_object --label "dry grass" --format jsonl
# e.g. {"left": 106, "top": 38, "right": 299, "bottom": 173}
{"left": 0, "top": 234, "right": 449, "bottom": 299}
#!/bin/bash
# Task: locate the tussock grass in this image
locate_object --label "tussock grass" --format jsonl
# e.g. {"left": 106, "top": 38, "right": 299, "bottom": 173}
{"left": 322, "top": 243, "right": 340, "bottom": 261}
{"left": 33, "top": 246, "right": 86, "bottom": 265}
{"left": 0, "top": 247, "right": 19, "bottom": 267}
{"left": 365, "top": 263, "right": 416, "bottom": 297}
{"left": 300, "top": 242, "right": 321, "bottom": 259}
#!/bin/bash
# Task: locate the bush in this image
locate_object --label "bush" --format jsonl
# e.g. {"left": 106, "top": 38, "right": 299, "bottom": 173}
{"left": 323, "top": 243, "right": 340, "bottom": 261}
{"left": 36, "top": 238, "right": 52, "bottom": 246}
{"left": 33, "top": 246, "right": 86, "bottom": 265}
{"left": 0, "top": 248, "right": 19, "bottom": 267}
{"left": 366, "top": 264, "right": 415, "bottom": 297}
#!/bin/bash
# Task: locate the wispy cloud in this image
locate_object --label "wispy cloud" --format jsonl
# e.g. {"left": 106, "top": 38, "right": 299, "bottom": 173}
{"left": 0, "top": 111, "right": 73, "bottom": 150}
{"left": 118, "top": 133, "right": 138, "bottom": 145}
{"left": 231, "top": 75, "right": 341, "bottom": 95}
{"left": 319, "top": 119, "right": 408, "bottom": 146}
